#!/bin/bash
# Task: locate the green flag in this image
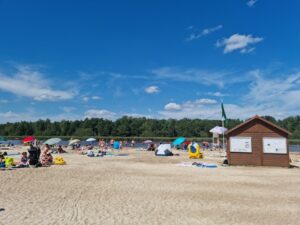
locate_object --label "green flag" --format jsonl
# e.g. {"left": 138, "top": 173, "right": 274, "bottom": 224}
{"left": 221, "top": 102, "right": 227, "bottom": 125}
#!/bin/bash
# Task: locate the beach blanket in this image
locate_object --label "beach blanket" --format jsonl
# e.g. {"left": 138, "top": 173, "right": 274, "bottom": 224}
{"left": 116, "top": 154, "right": 128, "bottom": 157}
{"left": 194, "top": 162, "right": 217, "bottom": 168}
{"left": 177, "top": 162, "right": 217, "bottom": 168}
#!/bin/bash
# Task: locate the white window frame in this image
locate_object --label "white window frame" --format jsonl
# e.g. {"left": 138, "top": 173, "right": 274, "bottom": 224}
{"left": 263, "top": 137, "right": 287, "bottom": 154}
{"left": 230, "top": 137, "right": 252, "bottom": 153}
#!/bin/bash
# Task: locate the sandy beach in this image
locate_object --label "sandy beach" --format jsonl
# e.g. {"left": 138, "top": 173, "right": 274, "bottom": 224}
{"left": 1, "top": 149, "right": 300, "bottom": 225}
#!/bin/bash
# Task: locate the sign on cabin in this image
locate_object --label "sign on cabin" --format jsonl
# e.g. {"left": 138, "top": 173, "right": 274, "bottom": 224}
{"left": 263, "top": 138, "right": 287, "bottom": 154}
{"left": 230, "top": 137, "right": 252, "bottom": 153}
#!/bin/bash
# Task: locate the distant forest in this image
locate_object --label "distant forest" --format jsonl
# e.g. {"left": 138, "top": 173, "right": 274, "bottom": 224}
{"left": 1, "top": 116, "right": 300, "bottom": 139}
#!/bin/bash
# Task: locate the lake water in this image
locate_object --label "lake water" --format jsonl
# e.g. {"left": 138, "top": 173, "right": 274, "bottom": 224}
{"left": 1, "top": 140, "right": 300, "bottom": 152}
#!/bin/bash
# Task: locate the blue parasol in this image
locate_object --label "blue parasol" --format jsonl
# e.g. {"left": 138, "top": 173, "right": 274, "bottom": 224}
{"left": 172, "top": 137, "right": 186, "bottom": 146}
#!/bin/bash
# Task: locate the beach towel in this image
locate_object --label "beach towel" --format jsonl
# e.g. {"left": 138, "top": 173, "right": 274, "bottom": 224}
{"left": 116, "top": 154, "right": 128, "bottom": 157}
{"left": 192, "top": 162, "right": 217, "bottom": 168}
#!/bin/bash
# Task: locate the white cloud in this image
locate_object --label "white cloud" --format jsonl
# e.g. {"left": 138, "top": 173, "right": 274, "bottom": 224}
{"left": 216, "top": 34, "right": 263, "bottom": 54}
{"left": 207, "top": 92, "right": 228, "bottom": 97}
{"left": 84, "top": 109, "right": 118, "bottom": 121}
{"left": 196, "top": 98, "right": 217, "bottom": 104}
{"left": 0, "top": 110, "right": 44, "bottom": 123}
{"left": 92, "top": 96, "right": 101, "bottom": 100}
{"left": 246, "top": 70, "right": 300, "bottom": 112}
{"left": 160, "top": 69, "right": 300, "bottom": 120}
{"left": 61, "top": 107, "right": 75, "bottom": 113}
{"left": 123, "top": 113, "right": 153, "bottom": 118}
{"left": 164, "top": 98, "right": 217, "bottom": 113}
{"left": 164, "top": 103, "right": 182, "bottom": 111}
{"left": 247, "top": 0, "right": 258, "bottom": 7}
{"left": 151, "top": 67, "right": 246, "bottom": 88}
{"left": 186, "top": 25, "right": 223, "bottom": 41}
{"left": 182, "top": 98, "right": 217, "bottom": 108}
{"left": 83, "top": 96, "right": 89, "bottom": 102}
{"left": 0, "top": 65, "right": 75, "bottom": 101}
{"left": 0, "top": 99, "right": 8, "bottom": 103}
{"left": 145, "top": 86, "right": 160, "bottom": 94}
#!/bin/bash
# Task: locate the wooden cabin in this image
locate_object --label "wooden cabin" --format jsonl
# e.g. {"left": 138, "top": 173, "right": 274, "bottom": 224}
{"left": 226, "top": 115, "right": 291, "bottom": 167}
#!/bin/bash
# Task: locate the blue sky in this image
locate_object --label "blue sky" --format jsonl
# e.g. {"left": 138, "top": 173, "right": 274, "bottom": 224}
{"left": 1, "top": 0, "right": 300, "bottom": 123}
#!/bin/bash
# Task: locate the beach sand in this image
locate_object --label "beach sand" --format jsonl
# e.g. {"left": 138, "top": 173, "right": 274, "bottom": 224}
{"left": 1, "top": 149, "right": 300, "bottom": 225}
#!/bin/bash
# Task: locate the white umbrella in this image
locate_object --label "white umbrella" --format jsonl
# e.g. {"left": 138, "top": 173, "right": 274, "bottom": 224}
{"left": 143, "top": 140, "right": 153, "bottom": 144}
{"left": 209, "top": 126, "right": 228, "bottom": 135}
{"left": 44, "top": 138, "right": 62, "bottom": 145}
{"left": 86, "top": 138, "right": 97, "bottom": 142}
{"left": 68, "top": 139, "right": 80, "bottom": 145}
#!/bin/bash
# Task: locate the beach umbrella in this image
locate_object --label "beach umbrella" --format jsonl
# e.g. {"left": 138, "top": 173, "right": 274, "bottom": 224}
{"left": 143, "top": 140, "right": 153, "bottom": 144}
{"left": 86, "top": 138, "right": 97, "bottom": 142}
{"left": 209, "top": 126, "right": 227, "bottom": 135}
{"left": 172, "top": 137, "right": 186, "bottom": 146}
{"left": 23, "top": 136, "right": 36, "bottom": 143}
{"left": 68, "top": 139, "right": 80, "bottom": 145}
{"left": 44, "top": 138, "right": 62, "bottom": 145}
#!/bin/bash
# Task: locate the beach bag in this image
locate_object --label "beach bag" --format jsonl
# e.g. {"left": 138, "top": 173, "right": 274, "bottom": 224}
{"left": 4, "top": 157, "right": 14, "bottom": 167}
{"left": 54, "top": 156, "right": 66, "bottom": 165}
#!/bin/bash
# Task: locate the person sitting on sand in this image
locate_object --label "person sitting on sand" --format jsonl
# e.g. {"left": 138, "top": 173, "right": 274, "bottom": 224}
{"left": 28, "top": 144, "right": 40, "bottom": 167}
{"left": 57, "top": 145, "right": 66, "bottom": 154}
{"left": 40, "top": 144, "right": 53, "bottom": 166}
{"left": 0, "top": 154, "right": 5, "bottom": 168}
{"left": 147, "top": 143, "right": 155, "bottom": 151}
{"left": 19, "top": 152, "right": 29, "bottom": 167}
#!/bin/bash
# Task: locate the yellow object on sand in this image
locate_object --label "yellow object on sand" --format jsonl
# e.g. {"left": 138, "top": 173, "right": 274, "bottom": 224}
{"left": 188, "top": 143, "right": 203, "bottom": 159}
{"left": 54, "top": 156, "right": 66, "bottom": 165}
{"left": 4, "top": 157, "right": 14, "bottom": 167}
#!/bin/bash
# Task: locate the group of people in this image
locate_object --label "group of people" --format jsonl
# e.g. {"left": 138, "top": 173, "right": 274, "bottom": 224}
{"left": 20, "top": 143, "right": 54, "bottom": 168}
{"left": 98, "top": 139, "right": 136, "bottom": 150}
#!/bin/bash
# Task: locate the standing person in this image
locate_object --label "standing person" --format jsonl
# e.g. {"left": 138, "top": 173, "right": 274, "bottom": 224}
{"left": 100, "top": 139, "right": 105, "bottom": 151}
{"left": 119, "top": 140, "right": 123, "bottom": 150}
{"left": 98, "top": 139, "right": 102, "bottom": 150}
{"left": 110, "top": 139, "right": 114, "bottom": 149}
{"left": 131, "top": 139, "right": 135, "bottom": 148}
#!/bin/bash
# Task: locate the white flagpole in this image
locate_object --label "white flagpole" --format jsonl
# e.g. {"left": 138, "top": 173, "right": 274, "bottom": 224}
{"left": 222, "top": 118, "right": 225, "bottom": 152}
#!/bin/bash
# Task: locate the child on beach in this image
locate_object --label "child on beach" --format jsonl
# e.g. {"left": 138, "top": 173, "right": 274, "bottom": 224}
{"left": 0, "top": 154, "right": 5, "bottom": 168}
{"left": 19, "top": 152, "right": 29, "bottom": 167}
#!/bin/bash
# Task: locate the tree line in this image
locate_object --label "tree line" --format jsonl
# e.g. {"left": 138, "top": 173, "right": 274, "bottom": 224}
{"left": 0, "top": 116, "right": 300, "bottom": 139}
